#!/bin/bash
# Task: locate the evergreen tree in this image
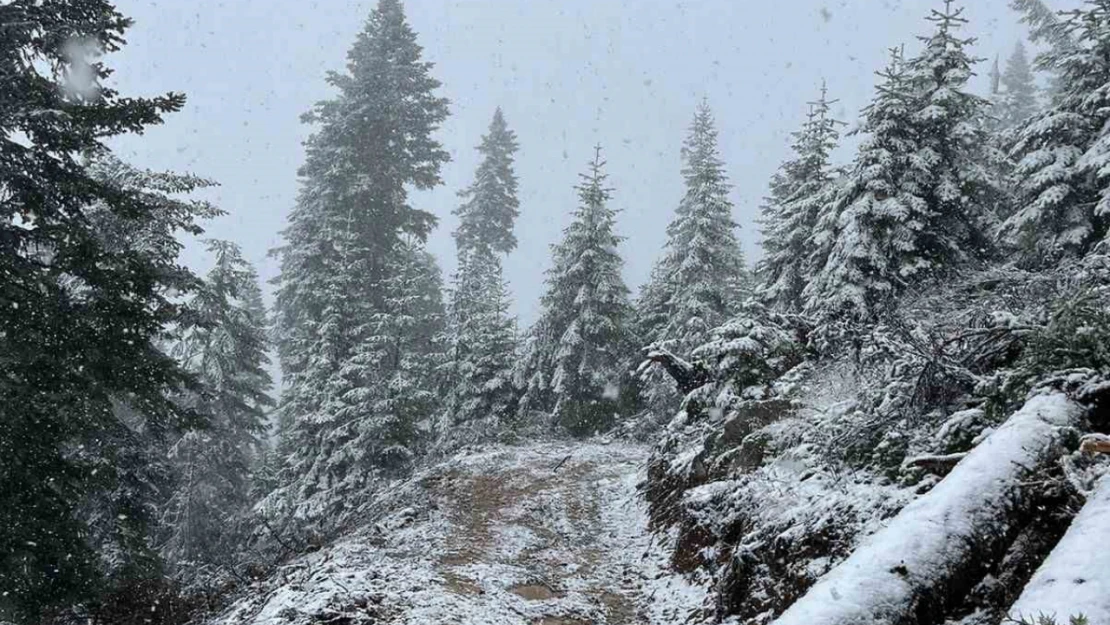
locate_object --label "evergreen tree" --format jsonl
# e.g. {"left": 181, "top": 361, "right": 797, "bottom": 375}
{"left": 1002, "top": 1, "right": 1110, "bottom": 263}
{"left": 0, "top": 2, "right": 209, "bottom": 617}
{"left": 807, "top": 3, "right": 999, "bottom": 319}
{"left": 270, "top": 0, "right": 450, "bottom": 523}
{"left": 438, "top": 109, "right": 522, "bottom": 448}
{"left": 453, "top": 108, "right": 521, "bottom": 256}
{"left": 802, "top": 48, "right": 927, "bottom": 318}
{"left": 519, "top": 147, "right": 634, "bottom": 436}
{"left": 758, "top": 84, "right": 844, "bottom": 312}
{"left": 440, "top": 246, "right": 519, "bottom": 448}
{"left": 636, "top": 100, "right": 748, "bottom": 415}
{"left": 160, "top": 241, "right": 273, "bottom": 577}
{"left": 996, "top": 41, "right": 1039, "bottom": 131}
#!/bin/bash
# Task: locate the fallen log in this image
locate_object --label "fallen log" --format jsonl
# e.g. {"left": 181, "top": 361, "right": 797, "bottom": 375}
{"left": 1007, "top": 474, "right": 1110, "bottom": 624}
{"left": 771, "top": 392, "right": 1084, "bottom": 625}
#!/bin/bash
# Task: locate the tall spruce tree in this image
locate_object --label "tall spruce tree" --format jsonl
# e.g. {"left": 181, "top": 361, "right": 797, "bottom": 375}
{"left": 160, "top": 241, "right": 273, "bottom": 577}
{"left": 518, "top": 147, "right": 633, "bottom": 436}
{"left": 1001, "top": 1, "right": 1110, "bottom": 263}
{"left": 0, "top": 2, "right": 210, "bottom": 617}
{"left": 758, "top": 84, "right": 843, "bottom": 312}
{"left": 453, "top": 108, "right": 521, "bottom": 256}
{"left": 997, "top": 41, "right": 1039, "bottom": 131}
{"left": 636, "top": 101, "right": 747, "bottom": 414}
{"left": 441, "top": 246, "right": 519, "bottom": 447}
{"left": 269, "top": 0, "right": 450, "bottom": 523}
{"left": 807, "top": 3, "right": 999, "bottom": 319}
{"left": 802, "top": 48, "right": 926, "bottom": 318}
{"left": 440, "top": 109, "right": 522, "bottom": 449}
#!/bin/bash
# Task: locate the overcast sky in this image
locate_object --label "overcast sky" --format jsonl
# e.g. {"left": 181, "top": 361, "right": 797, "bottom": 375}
{"left": 106, "top": 0, "right": 1053, "bottom": 325}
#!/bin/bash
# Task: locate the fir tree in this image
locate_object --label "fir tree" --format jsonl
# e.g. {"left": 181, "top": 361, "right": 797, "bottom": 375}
{"left": 1002, "top": 1, "right": 1110, "bottom": 263}
{"left": 519, "top": 147, "right": 634, "bottom": 436}
{"left": 0, "top": 2, "right": 208, "bottom": 616}
{"left": 160, "top": 240, "right": 273, "bottom": 577}
{"left": 270, "top": 0, "right": 450, "bottom": 523}
{"left": 636, "top": 100, "right": 748, "bottom": 414}
{"left": 440, "top": 246, "right": 519, "bottom": 448}
{"left": 758, "top": 84, "right": 844, "bottom": 313}
{"left": 802, "top": 47, "right": 927, "bottom": 318}
{"left": 438, "top": 108, "right": 522, "bottom": 449}
{"left": 453, "top": 108, "right": 521, "bottom": 256}
{"left": 807, "top": 3, "right": 999, "bottom": 319}
{"left": 997, "top": 41, "right": 1039, "bottom": 131}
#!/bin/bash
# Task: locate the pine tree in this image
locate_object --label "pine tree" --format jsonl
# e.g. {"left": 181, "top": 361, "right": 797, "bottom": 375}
{"left": 807, "top": 3, "right": 999, "bottom": 319}
{"left": 160, "top": 240, "right": 273, "bottom": 577}
{"left": 270, "top": 0, "right": 450, "bottom": 523}
{"left": 453, "top": 108, "right": 521, "bottom": 256}
{"left": 1002, "top": 1, "right": 1110, "bottom": 263}
{"left": 437, "top": 109, "right": 522, "bottom": 450}
{"left": 758, "top": 84, "right": 844, "bottom": 313}
{"left": 0, "top": 2, "right": 208, "bottom": 616}
{"left": 802, "top": 47, "right": 927, "bottom": 318}
{"left": 636, "top": 100, "right": 748, "bottom": 415}
{"left": 997, "top": 41, "right": 1039, "bottom": 131}
{"left": 440, "top": 247, "right": 519, "bottom": 448}
{"left": 519, "top": 147, "right": 634, "bottom": 437}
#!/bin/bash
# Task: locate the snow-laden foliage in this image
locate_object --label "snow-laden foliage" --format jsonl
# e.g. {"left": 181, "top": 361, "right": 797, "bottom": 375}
{"left": 438, "top": 109, "right": 522, "bottom": 452}
{"left": 439, "top": 246, "right": 520, "bottom": 451}
{"left": 759, "top": 84, "right": 844, "bottom": 313}
{"left": 636, "top": 100, "right": 749, "bottom": 422}
{"left": 159, "top": 241, "right": 273, "bottom": 587}
{"left": 1002, "top": 1, "right": 1110, "bottom": 263}
{"left": 269, "top": 0, "right": 450, "bottom": 529}
{"left": 453, "top": 107, "right": 521, "bottom": 257}
{"left": 518, "top": 147, "right": 635, "bottom": 437}
{"left": 643, "top": 248, "right": 1110, "bottom": 624}
{"left": 806, "top": 5, "right": 1002, "bottom": 321}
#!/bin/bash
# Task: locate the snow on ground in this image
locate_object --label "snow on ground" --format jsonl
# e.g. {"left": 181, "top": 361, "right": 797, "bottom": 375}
{"left": 210, "top": 441, "right": 706, "bottom": 624}
{"left": 1008, "top": 473, "right": 1110, "bottom": 624}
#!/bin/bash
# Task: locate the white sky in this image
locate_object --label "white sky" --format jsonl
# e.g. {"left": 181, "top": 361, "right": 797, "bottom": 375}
{"left": 105, "top": 0, "right": 1057, "bottom": 325}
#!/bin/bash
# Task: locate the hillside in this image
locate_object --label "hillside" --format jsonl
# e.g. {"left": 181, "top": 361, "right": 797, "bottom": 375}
{"left": 209, "top": 443, "right": 704, "bottom": 625}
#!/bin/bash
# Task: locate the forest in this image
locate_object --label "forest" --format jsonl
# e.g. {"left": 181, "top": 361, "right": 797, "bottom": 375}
{"left": 1, "top": 0, "right": 1109, "bottom": 624}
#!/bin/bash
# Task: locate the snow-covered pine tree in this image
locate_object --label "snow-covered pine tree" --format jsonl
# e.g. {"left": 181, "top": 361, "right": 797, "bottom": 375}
{"left": 636, "top": 100, "right": 748, "bottom": 415}
{"left": 904, "top": 1, "right": 1000, "bottom": 256}
{"left": 758, "top": 84, "right": 844, "bottom": 313}
{"left": 453, "top": 107, "right": 521, "bottom": 256}
{"left": 807, "top": 3, "right": 999, "bottom": 320}
{"left": 161, "top": 240, "right": 273, "bottom": 578}
{"left": 519, "top": 147, "right": 634, "bottom": 437}
{"left": 0, "top": 2, "right": 211, "bottom": 613}
{"left": 441, "top": 246, "right": 519, "bottom": 448}
{"left": 996, "top": 41, "right": 1039, "bottom": 131}
{"left": 437, "top": 109, "right": 522, "bottom": 450}
{"left": 269, "top": 0, "right": 449, "bottom": 523}
{"left": 1001, "top": 1, "right": 1110, "bottom": 264}
{"left": 802, "top": 47, "right": 923, "bottom": 318}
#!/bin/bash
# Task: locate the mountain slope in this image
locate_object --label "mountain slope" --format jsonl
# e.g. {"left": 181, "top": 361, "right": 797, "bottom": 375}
{"left": 211, "top": 442, "right": 705, "bottom": 624}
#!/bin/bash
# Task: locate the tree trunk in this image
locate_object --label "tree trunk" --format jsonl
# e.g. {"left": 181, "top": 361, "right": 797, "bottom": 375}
{"left": 1007, "top": 474, "right": 1110, "bottom": 624}
{"left": 771, "top": 392, "right": 1083, "bottom": 625}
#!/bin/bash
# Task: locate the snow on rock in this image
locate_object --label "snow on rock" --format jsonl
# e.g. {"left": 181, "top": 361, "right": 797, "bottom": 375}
{"left": 770, "top": 392, "right": 1083, "bottom": 625}
{"left": 208, "top": 442, "right": 706, "bottom": 625}
{"left": 1008, "top": 473, "right": 1110, "bottom": 624}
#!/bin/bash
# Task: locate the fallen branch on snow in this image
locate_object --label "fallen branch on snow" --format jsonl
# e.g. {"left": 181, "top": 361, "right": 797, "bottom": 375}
{"left": 1078, "top": 433, "right": 1110, "bottom": 454}
{"left": 904, "top": 452, "right": 968, "bottom": 475}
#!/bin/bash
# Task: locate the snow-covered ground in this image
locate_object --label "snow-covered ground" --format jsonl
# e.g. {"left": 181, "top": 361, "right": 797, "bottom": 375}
{"left": 210, "top": 441, "right": 706, "bottom": 624}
